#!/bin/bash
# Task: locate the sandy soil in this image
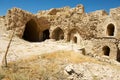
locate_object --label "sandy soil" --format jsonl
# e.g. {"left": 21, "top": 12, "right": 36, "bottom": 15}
{"left": 0, "top": 34, "right": 82, "bottom": 64}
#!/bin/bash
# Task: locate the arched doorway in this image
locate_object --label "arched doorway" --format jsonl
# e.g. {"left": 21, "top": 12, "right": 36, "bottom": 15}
{"left": 107, "top": 24, "right": 115, "bottom": 36}
{"left": 22, "top": 19, "right": 39, "bottom": 42}
{"left": 52, "top": 27, "right": 64, "bottom": 40}
{"left": 102, "top": 46, "right": 110, "bottom": 56}
{"left": 68, "top": 29, "right": 81, "bottom": 44}
{"left": 43, "top": 29, "right": 50, "bottom": 41}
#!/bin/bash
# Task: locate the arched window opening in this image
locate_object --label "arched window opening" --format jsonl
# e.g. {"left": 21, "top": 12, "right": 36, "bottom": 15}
{"left": 43, "top": 29, "right": 50, "bottom": 41}
{"left": 22, "top": 19, "right": 39, "bottom": 42}
{"left": 102, "top": 46, "right": 110, "bottom": 56}
{"left": 107, "top": 24, "right": 115, "bottom": 36}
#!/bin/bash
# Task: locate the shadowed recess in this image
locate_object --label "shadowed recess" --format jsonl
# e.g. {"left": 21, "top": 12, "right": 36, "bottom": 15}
{"left": 102, "top": 46, "right": 110, "bottom": 56}
{"left": 52, "top": 27, "right": 64, "bottom": 41}
{"left": 43, "top": 29, "right": 50, "bottom": 41}
{"left": 22, "top": 19, "right": 39, "bottom": 42}
{"left": 107, "top": 24, "right": 115, "bottom": 36}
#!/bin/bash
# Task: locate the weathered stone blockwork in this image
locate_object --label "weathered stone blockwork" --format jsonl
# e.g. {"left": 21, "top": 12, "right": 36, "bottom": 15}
{"left": 97, "top": 8, "right": 120, "bottom": 39}
{"left": 1, "top": 4, "right": 120, "bottom": 62}
{"left": 91, "top": 38, "right": 119, "bottom": 59}
{"left": 5, "top": 8, "right": 50, "bottom": 41}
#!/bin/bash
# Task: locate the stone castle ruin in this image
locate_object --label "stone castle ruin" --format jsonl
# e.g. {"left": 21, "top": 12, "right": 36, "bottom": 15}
{"left": 0, "top": 4, "right": 120, "bottom": 62}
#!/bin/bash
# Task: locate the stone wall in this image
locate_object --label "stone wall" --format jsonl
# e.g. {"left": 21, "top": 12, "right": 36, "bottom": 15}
{"left": 91, "top": 38, "right": 119, "bottom": 60}
{"left": 4, "top": 5, "right": 120, "bottom": 42}
{"left": 5, "top": 8, "right": 50, "bottom": 41}
{"left": 110, "top": 7, "right": 120, "bottom": 39}
{"left": 97, "top": 7, "right": 120, "bottom": 39}
{"left": 48, "top": 4, "right": 101, "bottom": 41}
{"left": 2, "top": 4, "right": 120, "bottom": 61}
{"left": 6, "top": 8, "right": 38, "bottom": 37}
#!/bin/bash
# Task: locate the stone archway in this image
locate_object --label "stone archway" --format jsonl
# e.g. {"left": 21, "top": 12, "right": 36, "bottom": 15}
{"left": 102, "top": 46, "right": 110, "bottom": 56}
{"left": 22, "top": 19, "right": 39, "bottom": 42}
{"left": 52, "top": 27, "right": 64, "bottom": 41}
{"left": 43, "top": 29, "right": 50, "bottom": 41}
{"left": 68, "top": 29, "right": 81, "bottom": 44}
{"left": 107, "top": 24, "right": 115, "bottom": 36}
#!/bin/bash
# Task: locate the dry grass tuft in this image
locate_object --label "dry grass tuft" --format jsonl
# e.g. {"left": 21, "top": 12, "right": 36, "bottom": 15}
{"left": 40, "top": 50, "right": 102, "bottom": 64}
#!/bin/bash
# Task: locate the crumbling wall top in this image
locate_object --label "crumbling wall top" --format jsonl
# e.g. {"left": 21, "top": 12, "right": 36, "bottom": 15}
{"left": 110, "top": 7, "right": 120, "bottom": 21}
{"left": 36, "top": 4, "right": 85, "bottom": 16}
{"left": 88, "top": 10, "right": 108, "bottom": 17}
{"left": 110, "top": 7, "right": 120, "bottom": 15}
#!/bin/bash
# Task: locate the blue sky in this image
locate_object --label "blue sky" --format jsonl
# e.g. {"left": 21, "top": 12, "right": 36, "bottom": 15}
{"left": 0, "top": 0, "right": 120, "bottom": 16}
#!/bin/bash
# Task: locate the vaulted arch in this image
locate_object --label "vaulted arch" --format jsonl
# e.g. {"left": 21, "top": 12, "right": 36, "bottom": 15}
{"left": 68, "top": 28, "right": 82, "bottom": 44}
{"left": 22, "top": 19, "right": 39, "bottom": 42}
{"left": 52, "top": 27, "right": 64, "bottom": 41}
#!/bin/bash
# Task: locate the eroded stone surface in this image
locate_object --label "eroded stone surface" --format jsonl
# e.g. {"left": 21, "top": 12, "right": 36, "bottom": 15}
{"left": 0, "top": 4, "right": 120, "bottom": 62}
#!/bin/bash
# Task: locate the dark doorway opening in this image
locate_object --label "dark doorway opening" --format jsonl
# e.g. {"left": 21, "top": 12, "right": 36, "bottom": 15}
{"left": 107, "top": 24, "right": 115, "bottom": 36}
{"left": 22, "top": 19, "right": 39, "bottom": 42}
{"left": 117, "top": 48, "right": 120, "bottom": 62}
{"left": 52, "top": 27, "right": 64, "bottom": 41}
{"left": 73, "top": 36, "right": 77, "bottom": 43}
{"left": 102, "top": 46, "right": 110, "bottom": 56}
{"left": 43, "top": 29, "right": 50, "bottom": 41}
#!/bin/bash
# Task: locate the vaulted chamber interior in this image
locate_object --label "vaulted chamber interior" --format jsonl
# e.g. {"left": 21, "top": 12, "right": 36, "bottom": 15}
{"left": 52, "top": 27, "right": 64, "bottom": 40}
{"left": 43, "top": 29, "right": 50, "bottom": 41}
{"left": 22, "top": 19, "right": 39, "bottom": 42}
{"left": 107, "top": 24, "right": 115, "bottom": 36}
